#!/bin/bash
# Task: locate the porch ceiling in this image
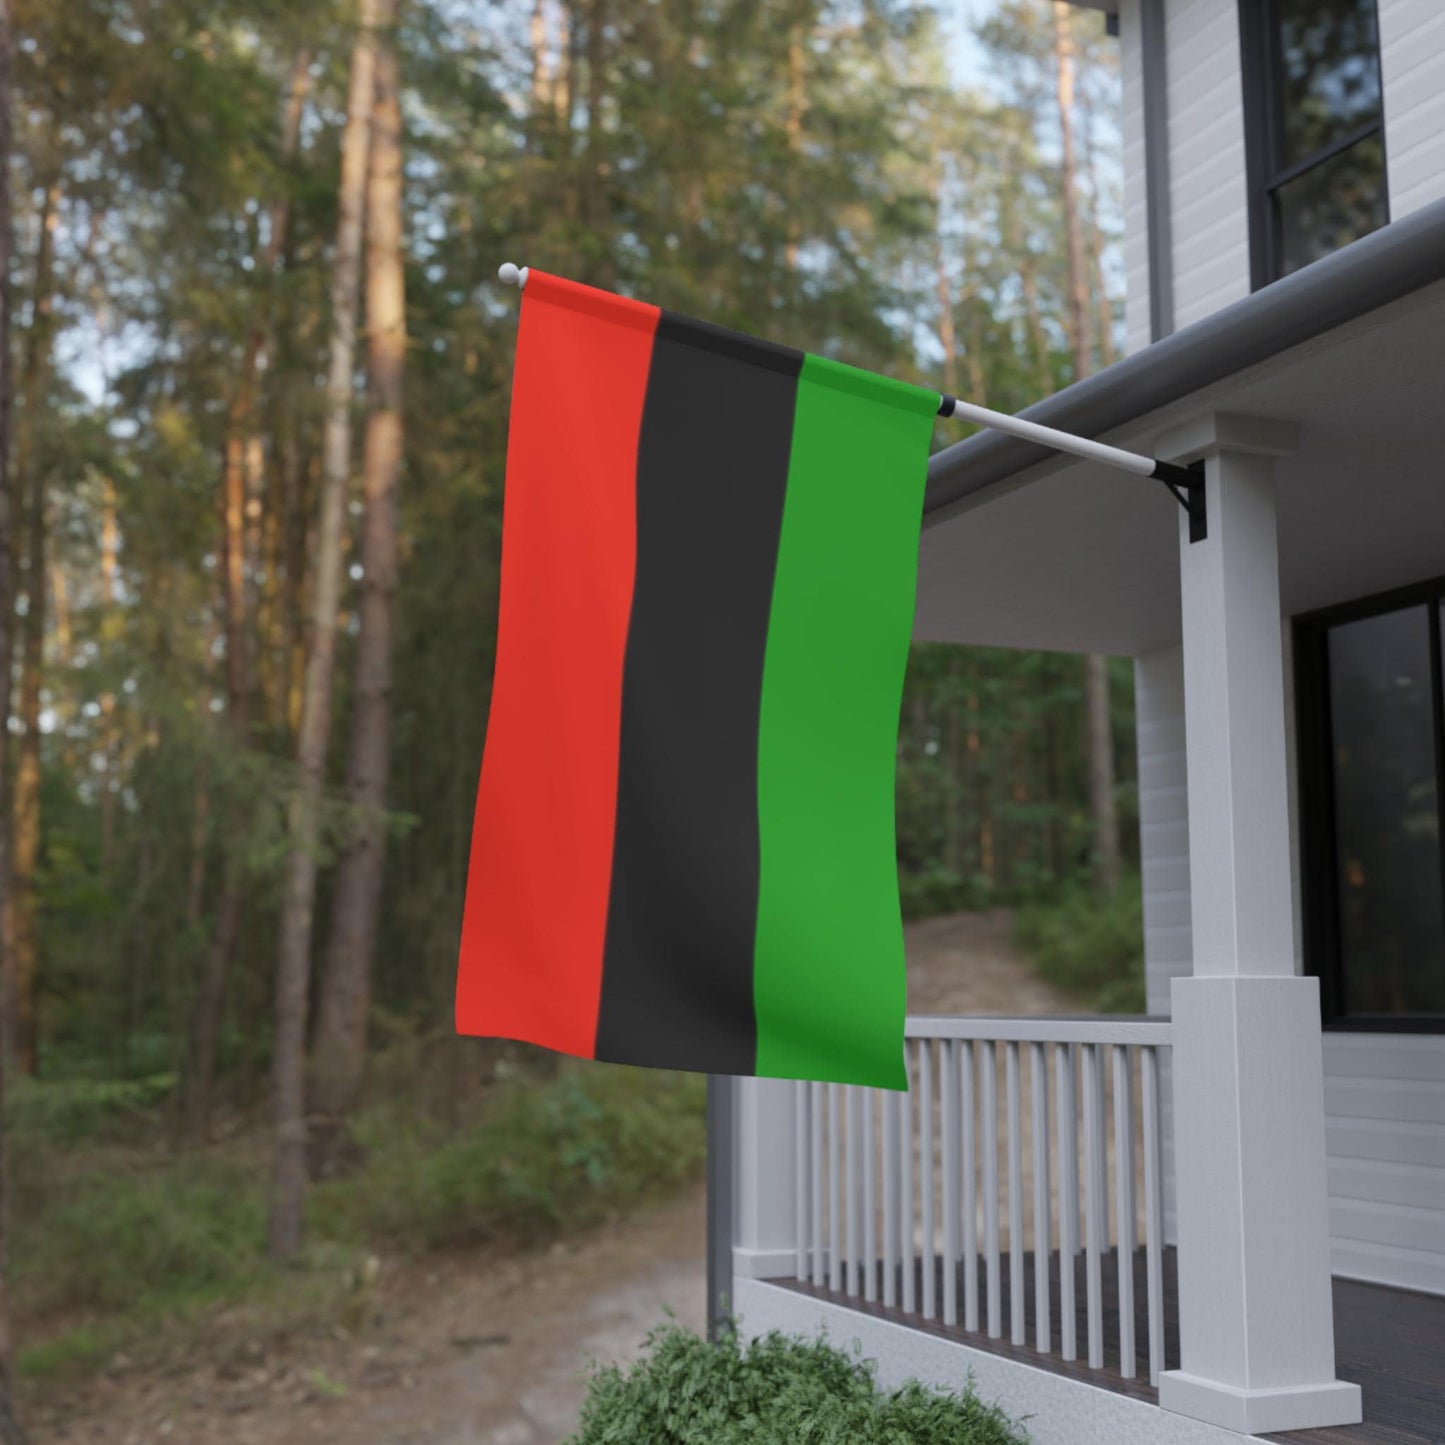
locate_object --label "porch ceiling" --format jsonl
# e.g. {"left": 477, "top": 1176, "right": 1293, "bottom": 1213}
{"left": 914, "top": 278, "right": 1445, "bottom": 657}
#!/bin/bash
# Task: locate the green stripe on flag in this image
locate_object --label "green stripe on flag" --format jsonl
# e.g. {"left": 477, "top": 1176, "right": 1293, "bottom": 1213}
{"left": 751, "top": 356, "right": 938, "bottom": 1089}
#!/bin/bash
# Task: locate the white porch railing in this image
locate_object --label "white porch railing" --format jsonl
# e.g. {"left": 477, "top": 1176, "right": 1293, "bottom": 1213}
{"left": 791, "top": 1016, "right": 1172, "bottom": 1387}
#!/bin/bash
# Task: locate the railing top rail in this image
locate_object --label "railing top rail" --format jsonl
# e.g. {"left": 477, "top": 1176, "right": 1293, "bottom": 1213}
{"left": 905, "top": 1014, "right": 1172, "bottom": 1046}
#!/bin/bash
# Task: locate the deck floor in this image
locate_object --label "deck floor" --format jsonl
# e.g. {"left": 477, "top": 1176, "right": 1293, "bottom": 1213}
{"left": 777, "top": 1252, "right": 1445, "bottom": 1442}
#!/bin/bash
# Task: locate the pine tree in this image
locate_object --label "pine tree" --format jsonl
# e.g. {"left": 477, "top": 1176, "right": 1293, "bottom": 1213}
{"left": 310, "top": 2, "right": 407, "bottom": 1169}
{"left": 269, "top": 0, "right": 383, "bottom": 1260}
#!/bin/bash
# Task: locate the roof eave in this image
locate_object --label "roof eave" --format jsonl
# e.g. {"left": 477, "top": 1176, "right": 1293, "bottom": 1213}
{"left": 924, "top": 195, "right": 1445, "bottom": 526}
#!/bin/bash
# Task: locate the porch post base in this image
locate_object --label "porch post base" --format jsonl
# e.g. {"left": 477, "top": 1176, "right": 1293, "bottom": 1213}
{"left": 1159, "top": 1371, "right": 1362, "bottom": 1435}
{"left": 732, "top": 1245, "right": 798, "bottom": 1280}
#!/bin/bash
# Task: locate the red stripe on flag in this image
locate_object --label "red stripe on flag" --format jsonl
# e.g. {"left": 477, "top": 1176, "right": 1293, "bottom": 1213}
{"left": 456, "top": 272, "right": 660, "bottom": 1058}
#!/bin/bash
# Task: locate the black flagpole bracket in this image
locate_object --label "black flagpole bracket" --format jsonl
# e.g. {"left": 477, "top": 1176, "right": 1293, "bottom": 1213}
{"left": 936, "top": 390, "right": 1209, "bottom": 545}
{"left": 1151, "top": 459, "right": 1207, "bottom": 543}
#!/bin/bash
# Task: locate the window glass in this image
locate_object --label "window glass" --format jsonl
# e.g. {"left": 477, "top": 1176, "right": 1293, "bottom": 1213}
{"left": 1277, "top": 0, "right": 1384, "bottom": 166}
{"left": 1276, "top": 132, "right": 1388, "bottom": 275}
{"left": 1327, "top": 606, "right": 1445, "bottom": 1015}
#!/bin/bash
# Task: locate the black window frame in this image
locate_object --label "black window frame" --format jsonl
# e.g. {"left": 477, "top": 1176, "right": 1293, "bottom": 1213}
{"left": 1294, "top": 576, "right": 1445, "bottom": 1034}
{"left": 1239, "top": 0, "right": 1390, "bottom": 290}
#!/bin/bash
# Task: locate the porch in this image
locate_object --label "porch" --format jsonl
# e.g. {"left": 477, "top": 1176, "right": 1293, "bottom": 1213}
{"left": 776, "top": 1244, "right": 1445, "bottom": 1443}
{"left": 728, "top": 1014, "right": 1440, "bottom": 1442}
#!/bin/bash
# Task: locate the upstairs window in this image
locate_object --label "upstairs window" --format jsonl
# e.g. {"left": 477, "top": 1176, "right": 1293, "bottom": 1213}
{"left": 1241, "top": 0, "right": 1388, "bottom": 285}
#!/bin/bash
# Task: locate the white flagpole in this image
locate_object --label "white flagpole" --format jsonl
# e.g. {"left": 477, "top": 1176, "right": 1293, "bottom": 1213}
{"left": 936, "top": 394, "right": 1155, "bottom": 478}
{"left": 495, "top": 261, "right": 1204, "bottom": 533}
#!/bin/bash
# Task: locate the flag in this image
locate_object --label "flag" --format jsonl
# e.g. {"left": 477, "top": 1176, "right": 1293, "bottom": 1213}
{"left": 455, "top": 270, "right": 938, "bottom": 1089}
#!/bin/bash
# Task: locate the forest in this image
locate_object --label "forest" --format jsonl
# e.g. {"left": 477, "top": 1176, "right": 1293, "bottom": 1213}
{"left": 0, "top": 0, "right": 1134, "bottom": 1435}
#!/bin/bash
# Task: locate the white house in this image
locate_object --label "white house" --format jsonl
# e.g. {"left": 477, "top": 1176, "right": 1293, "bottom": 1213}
{"left": 712, "top": 2, "right": 1445, "bottom": 1440}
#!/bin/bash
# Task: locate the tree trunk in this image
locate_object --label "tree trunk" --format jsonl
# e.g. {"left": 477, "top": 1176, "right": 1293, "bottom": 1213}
{"left": 48, "top": 561, "right": 68, "bottom": 663}
{"left": 181, "top": 47, "right": 311, "bottom": 1146}
{"left": 220, "top": 44, "right": 310, "bottom": 731}
{"left": 943, "top": 662, "right": 962, "bottom": 877}
{"left": 967, "top": 690, "right": 993, "bottom": 886}
{"left": 185, "top": 763, "right": 209, "bottom": 931}
{"left": 1002, "top": 176, "right": 1051, "bottom": 397}
{"left": 0, "top": 0, "right": 31, "bottom": 1429}
{"left": 269, "top": 0, "right": 379, "bottom": 1261}
{"left": 47, "top": 560, "right": 75, "bottom": 775}
{"left": 310, "top": 12, "right": 406, "bottom": 1171}
{"left": 582, "top": 0, "right": 610, "bottom": 269}
{"left": 97, "top": 477, "right": 117, "bottom": 873}
{"left": 1052, "top": 2, "right": 1091, "bottom": 383}
{"left": 7, "top": 175, "right": 60, "bottom": 1078}
{"left": 1085, "top": 654, "right": 1120, "bottom": 891}
{"left": 1053, "top": 0, "right": 1120, "bottom": 894}
{"left": 932, "top": 168, "right": 958, "bottom": 397}
{"left": 282, "top": 444, "right": 313, "bottom": 743}
{"left": 956, "top": 231, "right": 986, "bottom": 405}
{"left": 555, "top": 0, "right": 574, "bottom": 129}
{"left": 1079, "top": 81, "right": 1116, "bottom": 368}
{"left": 530, "top": 0, "right": 552, "bottom": 116}
{"left": 784, "top": 28, "right": 805, "bottom": 275}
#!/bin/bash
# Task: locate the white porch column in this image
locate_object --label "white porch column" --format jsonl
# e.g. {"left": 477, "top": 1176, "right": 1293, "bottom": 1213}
{"left": 1154, "top": 413, "right": 1362, "bottom": 1436}
{"left": 732, "top": 1076, "right": 799, "bottom": 1281}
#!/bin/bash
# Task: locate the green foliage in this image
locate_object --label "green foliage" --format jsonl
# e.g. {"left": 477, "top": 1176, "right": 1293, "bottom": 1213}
{"left": 11, "top": 1149, "right": 265, "bottom": 1322}
{"left": 568, "top": 1318, "right": 1030, "bottom": 1445}
{"left": 312, "top": 1061, "right": 707, "bottom": 1249}
{"left": 11, "top": 1055, "right": 705, "bottom": 1370}
{"left": 1014, "top": 874, "right": 1146, "bottom": 1013}
{"left": 897, "top": 648, "right": 1138, "bottom": 916}
{"left": 7, "top": 1073, "right": 177, "bottom": 1145}
{"left": 898, "top": 867, "right": 995, "bottom": 921}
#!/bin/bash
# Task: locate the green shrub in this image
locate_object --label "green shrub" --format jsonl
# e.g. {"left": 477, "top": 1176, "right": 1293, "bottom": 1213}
{"left": 899, "top": 867, "right": 995, "bottom": 921}
{"left": 1014, "top": 875, "right": 1146, "bottom": 1013}
{"left": 569, "top": 1318, "right": 1030, "bottom": 1444}
{"left": 11, "top": 1151, "right": 266, "bottom": 1321}
{"left": 312, "top": 1060, "right": 707, "bottom": 1249}
{"left": 9, "top": 1073, "right": 178, "bottom": 1145}
{"left": 14, "top": 1056, "right": 706, "bottom": 1375}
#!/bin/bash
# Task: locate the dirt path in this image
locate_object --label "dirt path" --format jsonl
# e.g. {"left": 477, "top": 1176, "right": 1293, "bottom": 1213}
{"left": 32, "top": 909, "right": 1062, "bottom": 1445}
{"left": 904, "top": 908, "right": 1073, "bottom": 1018}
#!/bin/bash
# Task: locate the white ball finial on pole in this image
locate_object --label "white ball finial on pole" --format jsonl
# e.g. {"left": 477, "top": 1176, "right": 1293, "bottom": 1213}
{"left": 498, "top": 261, "right": 528, "bottom": 289}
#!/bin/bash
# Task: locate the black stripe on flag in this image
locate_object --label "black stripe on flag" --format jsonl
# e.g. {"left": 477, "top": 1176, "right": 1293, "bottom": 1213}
{"left": 594, "top": 313, "right": 804, "bottom": 1074}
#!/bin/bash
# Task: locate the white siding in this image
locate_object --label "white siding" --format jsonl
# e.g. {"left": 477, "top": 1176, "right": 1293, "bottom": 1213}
{"left": 1323, "top": 1035, "right": 1445, "bottom": 1296}
{"left": 1116, "top": 2, "right": 1443, "bottom": 349}
{"left": 1137, "top": 645, "right": 1192, "bottom": 1014}
{"left": 1378, "top": 0, "right": 1445, "bottom": 220}
{"left": 1118, "top": 0, "right": 1152, "bottom": 355}
{"left": 1135, "top": 645, "right": 1189, "bottom": 1246}
{"left": 1163, "top": 0, "right": 1250, "bottom": 329}
{"left": 1137, "top": 638, "right": 1445, "bottom": 1296}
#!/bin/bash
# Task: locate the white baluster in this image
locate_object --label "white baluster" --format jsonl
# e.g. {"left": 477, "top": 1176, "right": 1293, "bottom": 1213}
{"left": 811, "top": 1078, "right": 825, "bottom": 1287}
{"left": 828, "top": 1082, "right": 842, "bottom": 1292}
{"left": 1056, "top": 1042, "right": 1079, "bottom": 1362}
{"left": 1031, "top": 1041, "right": 1052, "bottom": 1355}
{"left": 961, "top": 1039, "right": 979, "bottom": 1332}
{"left": 1007, "top": 1040, "right": 1025, "bottom": 1346}
{"left": 902, "top": 1041, "right": 915, "bottom": 1313}
{"left": 920, "top": 1037, "right": 936, "bottom": 1320}
{"left": 846, "top": 1087, "right": 861, "bottom": 1297}
{"left": 1082, "top": 1043, "right": 1104, "bottom": 1369}
{"left": 1142, "top": 1045, "right": 1166, "bottom": 1387}
{"left": 795, "top": 1080, "right": 809, "bottom": 1281}
{"left": 942, "top": 1039, "right": 959, "bottom": 1325}
{"left": 883, "top": 1084, "right": 899, "bottom": 1307}
{"left": 1114, "top": 1045, "right": 1138, "bottom": 1379}
{"left": 863, "top": 1087, "right": 876, "bottom": 1303}
{"left": 981, "top": 1039, "right": 1000, "bottom": 1338}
